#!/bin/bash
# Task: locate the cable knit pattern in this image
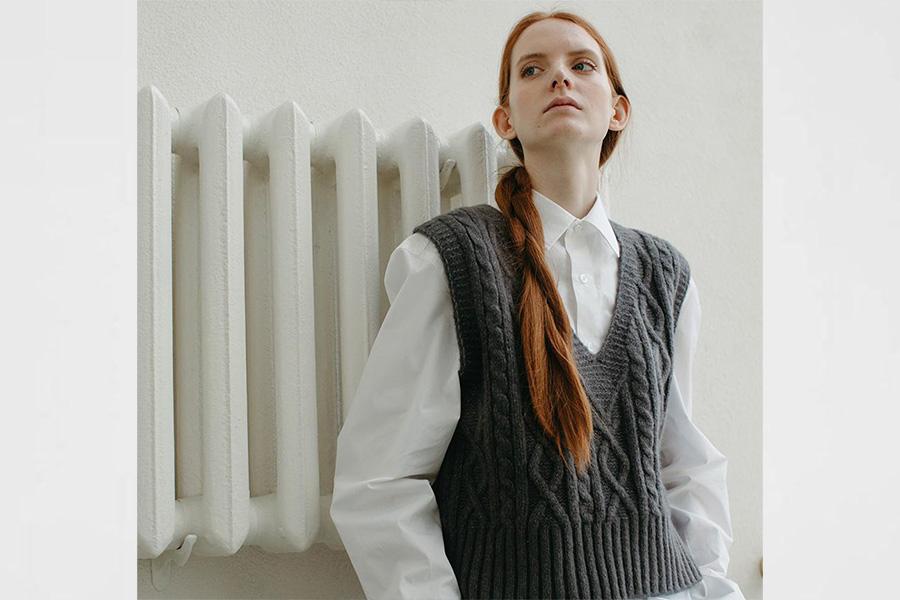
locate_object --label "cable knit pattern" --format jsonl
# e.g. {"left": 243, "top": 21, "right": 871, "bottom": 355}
{"left": 413, "top": 203, "right": 699, "bottom": 599}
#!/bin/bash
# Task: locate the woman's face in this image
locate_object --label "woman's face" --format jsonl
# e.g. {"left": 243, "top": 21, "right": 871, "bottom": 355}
{"left": 494, "top": 19, "right": 623, "bottom": 153}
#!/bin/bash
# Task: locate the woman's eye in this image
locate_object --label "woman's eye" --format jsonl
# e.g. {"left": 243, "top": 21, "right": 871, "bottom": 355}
{"left": 521, "top": 61, "right": 596, "bottom": 78}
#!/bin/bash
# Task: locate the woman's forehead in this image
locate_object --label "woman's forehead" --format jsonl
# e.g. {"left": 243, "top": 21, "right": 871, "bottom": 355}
{"left": 512, "top": 20, "right": 601, "bottom": 64}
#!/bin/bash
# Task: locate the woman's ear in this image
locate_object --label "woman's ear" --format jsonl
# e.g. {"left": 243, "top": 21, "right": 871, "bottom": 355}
{"left": 492, "top": 105, "right": 516, "bottom": 141}
{"left": 609, "top": 94, "right": 631, "bottom": 131}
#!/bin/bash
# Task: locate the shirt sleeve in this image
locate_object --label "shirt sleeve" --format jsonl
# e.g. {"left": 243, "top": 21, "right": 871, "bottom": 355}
{"left": 330, "top": 231, "right": 462, "bottom": 600}
{"left": 659, "top": 277, "right": 747, "bottom": 600}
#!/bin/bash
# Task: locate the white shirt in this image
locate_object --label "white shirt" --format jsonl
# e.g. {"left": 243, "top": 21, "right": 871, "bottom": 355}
{"left": 331, "top": 189, "right": 746, "bottom": 600}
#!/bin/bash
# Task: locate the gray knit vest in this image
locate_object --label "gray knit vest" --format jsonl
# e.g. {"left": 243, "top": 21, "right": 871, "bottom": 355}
{"left": 412, "top": 203, "right": 702, "bottom": 599}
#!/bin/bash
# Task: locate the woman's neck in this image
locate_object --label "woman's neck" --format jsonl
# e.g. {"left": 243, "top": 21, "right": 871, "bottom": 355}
{"left": 522, "top": 149, "right": 600, "bottom": 219}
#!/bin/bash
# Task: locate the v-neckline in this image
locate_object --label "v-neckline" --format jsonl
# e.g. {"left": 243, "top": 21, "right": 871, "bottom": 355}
{"left": 480, "top": 203, "right": 637, "bottom": 380}
{"left": 569, "top": 220, "right": 637, "bottom": 380}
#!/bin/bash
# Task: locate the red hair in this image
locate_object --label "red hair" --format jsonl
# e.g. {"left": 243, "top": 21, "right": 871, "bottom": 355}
{"left": 493, "top": 10, "right": 630, "bottom": 475}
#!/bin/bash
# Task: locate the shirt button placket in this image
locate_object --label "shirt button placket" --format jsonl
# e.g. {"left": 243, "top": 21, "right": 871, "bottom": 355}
{"left": 568, "top": 224, "right": 592, "bottom": 351}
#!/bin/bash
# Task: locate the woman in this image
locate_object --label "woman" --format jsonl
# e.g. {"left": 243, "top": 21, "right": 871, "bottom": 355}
{"left": 331, "top": 9, "right": 745, "bottom": 600}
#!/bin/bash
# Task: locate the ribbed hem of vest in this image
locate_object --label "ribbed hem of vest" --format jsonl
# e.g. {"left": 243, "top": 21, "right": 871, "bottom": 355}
{"left": 449, "top": 510, "right": 703, "bottom": 599}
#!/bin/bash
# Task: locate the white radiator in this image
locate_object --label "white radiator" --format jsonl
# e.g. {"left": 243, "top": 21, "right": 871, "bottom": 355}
{"left": 136, "top": 85, "right": 510, "bottom": 587}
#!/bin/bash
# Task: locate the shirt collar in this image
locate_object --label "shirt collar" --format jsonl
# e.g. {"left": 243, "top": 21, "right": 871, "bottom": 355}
{"left": 532, "top": 188, "right": 620, "bottom": 257}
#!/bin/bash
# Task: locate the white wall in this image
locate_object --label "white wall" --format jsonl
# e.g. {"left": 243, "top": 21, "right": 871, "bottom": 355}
{"left": 138, "top": 1, "right": 761, "bottom": 598}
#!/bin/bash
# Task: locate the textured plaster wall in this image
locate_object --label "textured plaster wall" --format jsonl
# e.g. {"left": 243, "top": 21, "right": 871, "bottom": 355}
{"left": 138, "top": 1, "right": 762, "bottom": 598}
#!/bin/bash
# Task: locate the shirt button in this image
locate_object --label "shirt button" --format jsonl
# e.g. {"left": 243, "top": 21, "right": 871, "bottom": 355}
{"left": 572, "top": 221, "right": 582, "bottom": 231}
{"left": 579, "top": 273, "right": 589, "bottom": 284}
{"left": 588, "top": 342, "right": 598, "bottom": 353}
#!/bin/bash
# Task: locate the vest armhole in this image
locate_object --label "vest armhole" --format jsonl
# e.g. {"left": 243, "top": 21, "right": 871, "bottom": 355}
{"left": 670, "top": 248, "right": 691, "bottom": 325}
{"left": 412, "top": 214, "right": 483, "bottom": 392}
{"left": 646, "top": 234, "right": 692, "bottom": 421}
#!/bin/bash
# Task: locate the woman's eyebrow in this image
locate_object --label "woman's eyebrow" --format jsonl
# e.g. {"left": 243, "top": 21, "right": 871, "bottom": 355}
{"left": 515, "top": 49, "right": 601, "bottom": 67}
